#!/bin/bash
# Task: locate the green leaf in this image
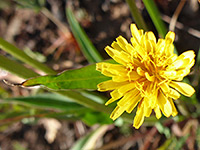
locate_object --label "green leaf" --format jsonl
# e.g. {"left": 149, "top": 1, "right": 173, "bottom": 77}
{"left": 22, "top": 63, "right": 111, "bottom": 90}
{"left": 0, "top": 55, "right": 39, "bottom": 79}
{"left": 66, "top": 8, "right": 103, "bottom": 63}
{"left": 0, "top": 37, "right": 56, "bottom": 74}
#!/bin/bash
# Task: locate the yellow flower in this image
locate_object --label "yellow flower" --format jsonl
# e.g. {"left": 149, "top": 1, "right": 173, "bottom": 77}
{"left": 96, "top": 24, "right": 195, "bottom": 129}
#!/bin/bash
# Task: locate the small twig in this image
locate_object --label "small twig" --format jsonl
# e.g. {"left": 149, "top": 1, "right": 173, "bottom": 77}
{"left": 169, "top": 0, "right": 187, "bottom": 31}
{"left": 0, "top": 113, "right": 48, "bottom": 126}
{"left": 3, "top": 79, "right": 22, "bottom": 87}
{"left": 41, "top": 8, "right": 70, "bottom": 34}
{"left": 142, "top": 127, "right": 158, "bottom": 150}
{"left": 96, "top": 132, "right": 147, "bottom": 150}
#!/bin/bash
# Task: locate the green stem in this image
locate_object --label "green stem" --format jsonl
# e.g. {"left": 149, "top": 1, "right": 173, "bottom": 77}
{"left": 142, "top": 0, "right": 167, "bottom": 38}
{"left": 126, "top": 0, "right": 148, "bottom": 31}
{"left": 142, "top": 0, "right": 178, "bottom": 54}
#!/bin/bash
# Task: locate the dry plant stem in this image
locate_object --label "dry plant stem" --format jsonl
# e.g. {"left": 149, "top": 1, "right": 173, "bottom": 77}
{"left": 41, "top": 8, "right": 70, "bottom": 34}
{"left": 0, "top": 113, "right": 47, "bottom": 126}
{"left": 162, "top": 15, "right": 200, "bottom": 38}
{"left": 169, "top": 0, "right": 187, "bottom": 31}
{"left": 142, "top": 127, "right": 158, "bottom": 150}
{"left": 97, "top": 132, "right": 147, "bottom": 150}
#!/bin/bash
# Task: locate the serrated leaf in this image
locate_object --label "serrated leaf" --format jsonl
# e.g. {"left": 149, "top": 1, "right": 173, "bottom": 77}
{"left": 22, "top": 63, "right": 110, "bottom": 90}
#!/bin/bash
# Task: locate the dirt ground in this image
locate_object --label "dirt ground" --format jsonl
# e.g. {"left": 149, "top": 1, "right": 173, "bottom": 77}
{"left": 0, "top": 0, "right": 200, "bottom": 150}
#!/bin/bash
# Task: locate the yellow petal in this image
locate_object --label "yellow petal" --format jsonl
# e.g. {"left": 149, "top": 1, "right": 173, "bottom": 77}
{"left": 133, "top": 101, "right": 145, "bottom": 129}
{"left": 125, "top": 43, "right": 137, "bottom": 56}
{"left": 110, "top": 106, "right": 125, "bottom": 120}
{"left": 160, "top": 82, "right": 170, "bottom": 94}
{"left": 154, "top": 105, "right": 162, "bottom": 119}
{"left": 110, "top": 89, "right": 123, "bottom": 100}
{"left": 169, "top": 50, "right": 195, "bottom": 70}
{"left": 97, "top": 80, "right": 127, "bottom": 91}
{"left": 117, "top": 89, "right": 139, "bottom": 107}
{"left": 165, "top": 31, "right": 175, "bottom": 44}
{"left": 105, "top": 98, "right": 116, "bottom": 105}
{"left": 157, "top": 90, "right": 172, "bottom": 117}
{"left": 112, "top": 76, "right": 129, "bottom": 82}
{"left": 135, "top": 45, "right": 146, "bottom": 58}
{"left": 168, "top": 98, "right": 178, "bottom": 116}
{"left": 126, "top": 94, "right": 142, "bottom": 113}
{"left": 111, "top": 41, "right": 123, "bottom": 52}
{"left": 96, "top": 62, "right": 126, "bottom": 77}
{"left": 105, "top": 46, "right": 130, "bottom": 65}
{"left": 169, "top": 81, "right": 195, "bottom": 97}
{"left": 128, "top": 71, "right": 141, "bottom": 81}
{"left": 146, "top": 31, "right": 156, "bottom": 44}
{"left": 105, "top": 89, "right": 123, "bottom": 105}
{"left": 118, "top": 82, "right": 136, "bottom": 94}
{"left": 116, "top": 36, "right": 129, "bottom": 52}
{"left": 144, "top": 107, "right": 152, "bottom": 117}
{"left": 156, "top": 39, "right": 165, "bottom": 55}
{"left": 130, "top": 24, "right": 143, "bottom": 44}
{"left": 168, "top": 88, "right": 181, "bottom": 100}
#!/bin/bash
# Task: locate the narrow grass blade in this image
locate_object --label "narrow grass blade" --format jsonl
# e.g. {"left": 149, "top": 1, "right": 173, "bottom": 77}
{"left": 142, "top": 0, "right": 178, "bottom": 54}
{"left": 0, "top": 38, "right": 56, "bottom": 74}
{"left": 142, "top": 0, "right": 167, "bottom": 38}
{"left": 6, "top": 93, "right": 84, "bottom": 111}
{"left": 0, "top": 55, "right": 39, "bottom": 78}
{"left": 66, "top": 8, "right": 103, "bottom": 63}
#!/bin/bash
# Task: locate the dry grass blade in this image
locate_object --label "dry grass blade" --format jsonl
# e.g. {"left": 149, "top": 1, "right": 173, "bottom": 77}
{"left": 169, "top": 0, "right": 187, "bottom": 31}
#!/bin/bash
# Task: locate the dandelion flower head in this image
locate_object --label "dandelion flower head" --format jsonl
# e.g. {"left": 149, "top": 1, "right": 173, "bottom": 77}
{"left": 96, "top": 24, "right": 195, "bottom": 129}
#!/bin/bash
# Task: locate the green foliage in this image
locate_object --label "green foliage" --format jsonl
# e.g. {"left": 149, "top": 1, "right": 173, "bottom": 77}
{"left": 82, "top": 111, "right": 112, "bottom": 126}
{"left": 0, "top": 38, "right": 56, "bottom": 75}
{"left": 142, "top": 0, "right": 167, "bottom": 38}
{"left": 4, "top": 93, "right": 112, "bottom": 125}
{"left": 14, "top": 0, "right": 45, "bottom": 12}
{"left": 6, "top": 93, "right": 84, "bottom": 111}
{"left": 0, "top": 55, "right": 39, "bottom": 79}
{"left": 66, "top": 8, "right": 103, "bottom": 63}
